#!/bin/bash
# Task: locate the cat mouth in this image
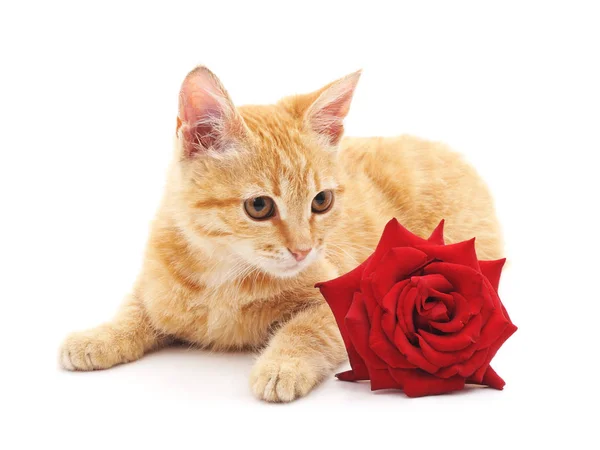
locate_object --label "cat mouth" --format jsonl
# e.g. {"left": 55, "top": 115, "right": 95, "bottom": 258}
{"left": 255, "top": 249, "right": 320, "bottom": 278}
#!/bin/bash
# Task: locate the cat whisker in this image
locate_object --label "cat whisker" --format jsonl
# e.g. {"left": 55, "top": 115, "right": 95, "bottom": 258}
{"left": 325, "top": 243, "right": 363, "bottom": 265}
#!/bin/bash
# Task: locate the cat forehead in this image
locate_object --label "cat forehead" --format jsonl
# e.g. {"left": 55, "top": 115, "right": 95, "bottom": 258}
{"left": 239, "top": 105, "right": 322, "bottom": 155}
{"left": 243, "top": 173, "right": 338, "bottom": 199}
{"left": 239, "top": 104, "right": 296, "bottom": 128}
{"left": 231, "top": 104, "right": 339, "bottom": 194}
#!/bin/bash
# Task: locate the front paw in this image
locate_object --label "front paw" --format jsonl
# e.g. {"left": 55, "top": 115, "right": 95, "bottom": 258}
{"left": 59, "top": 327, "right": 134, "bottom": 371}
{"left": 249, "top": 355, "right": 320, "bottom": 402}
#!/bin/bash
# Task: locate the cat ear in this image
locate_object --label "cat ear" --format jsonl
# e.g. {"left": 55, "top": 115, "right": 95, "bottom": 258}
{"left": 304, "top": 70, "right": 361, "bottom": 147}
{"left": 177, "top": 66, "right": 247, "bottom": 158}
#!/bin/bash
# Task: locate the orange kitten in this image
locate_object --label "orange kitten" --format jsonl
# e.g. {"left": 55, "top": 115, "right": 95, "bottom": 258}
{"left": 59, "top": 67, "right": 502, "bottom": 402}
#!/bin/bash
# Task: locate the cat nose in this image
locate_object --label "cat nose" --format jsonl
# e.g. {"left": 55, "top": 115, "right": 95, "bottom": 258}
{"left": 288, "top": 247, "right": 312, "bottom": 262}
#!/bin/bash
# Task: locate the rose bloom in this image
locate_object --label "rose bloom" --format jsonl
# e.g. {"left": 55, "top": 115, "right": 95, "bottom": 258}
{"left": 317, "top": 219, "right": 517, "bottom": 397}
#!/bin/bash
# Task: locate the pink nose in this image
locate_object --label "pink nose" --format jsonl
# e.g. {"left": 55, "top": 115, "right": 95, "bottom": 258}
{"left": 288, "top": 248, "right": 312, "bottom": 262}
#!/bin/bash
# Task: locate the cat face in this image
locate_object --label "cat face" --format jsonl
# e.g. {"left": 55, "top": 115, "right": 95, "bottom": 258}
{"left": 174, "top": 67, "right": 359, "bottom": 278}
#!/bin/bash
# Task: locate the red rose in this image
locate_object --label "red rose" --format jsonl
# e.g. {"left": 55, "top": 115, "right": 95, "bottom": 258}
{"left": 317, "top": 219, "right": 517, "bottom": 397}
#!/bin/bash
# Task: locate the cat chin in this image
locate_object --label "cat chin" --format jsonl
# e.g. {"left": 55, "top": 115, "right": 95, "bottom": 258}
{"left": 268, "top": 266, "right": 308, "bottom": 279}
{"left": 256, "top": 260, "right": 312, "bottom": 279}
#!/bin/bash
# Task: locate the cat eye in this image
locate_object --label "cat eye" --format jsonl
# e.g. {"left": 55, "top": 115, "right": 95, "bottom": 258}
{"left": 311, "top": 190, "right": 334, "bottom": 214}
{"left": 244, "top": 196, "right": 276, "bottom": 220}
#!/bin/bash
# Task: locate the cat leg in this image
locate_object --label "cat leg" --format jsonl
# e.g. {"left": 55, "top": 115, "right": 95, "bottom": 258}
{"left": 250, "top": 302, "right": 345, "bottom": 402}
{"left": 59, "top": 294, "right": 166, "bottom": 371}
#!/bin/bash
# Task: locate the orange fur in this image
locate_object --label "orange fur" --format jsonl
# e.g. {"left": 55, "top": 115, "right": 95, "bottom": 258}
{"left": 59, "top": 67, "right": 502, "bottom": 402}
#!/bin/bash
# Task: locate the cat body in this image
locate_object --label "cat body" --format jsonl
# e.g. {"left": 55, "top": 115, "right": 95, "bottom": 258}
{"left": 59, "top": 67, "right": 502, "bottom": 402}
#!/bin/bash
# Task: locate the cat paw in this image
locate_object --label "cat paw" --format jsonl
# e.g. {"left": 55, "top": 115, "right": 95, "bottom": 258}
{"left": 249, "top": 355, "right": 320, "bottom": 402}
{"left": 59, "top": 327, "right": 131, "bottom": 371}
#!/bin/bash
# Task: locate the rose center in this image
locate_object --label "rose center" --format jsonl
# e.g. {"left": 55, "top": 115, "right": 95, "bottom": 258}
{"left": 424, "top": 297, "right": 436, "bottom": 305}
{"left": 413, "top": 296, "right": 450, "bottom": 336}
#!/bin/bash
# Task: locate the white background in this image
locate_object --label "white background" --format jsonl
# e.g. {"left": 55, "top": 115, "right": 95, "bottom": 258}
{"left": 1, "top": 1, "right": 598, "bottom": 449}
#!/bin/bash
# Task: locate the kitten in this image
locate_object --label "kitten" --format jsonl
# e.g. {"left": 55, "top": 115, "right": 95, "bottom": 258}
{"left": 59, "top": 66, "right": 503, "bottom": 402}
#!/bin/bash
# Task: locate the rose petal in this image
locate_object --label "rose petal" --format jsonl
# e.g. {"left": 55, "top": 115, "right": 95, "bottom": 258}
{"left": 427, "top": 219, "right": 445, "bottom": 245}
{"left": 370, "top": 247, "right": 429, "bottom": 299}
{"left": 478, "top": 312, "right": 510, "bottom": 349}
{"left": 345, "top": 294, "right": 388, "bottom": 371}
{"left": 421, "top": 298, "right": 436, "bottom": 312}
{"left": 316, "top": 256, "right": 368, "bottom": 338}
{"left": 416, "top": 334, "right": 479, "bottom": 368}
{"left": 480, "top": 366, "right": 506, "bottom": 390}
{"left": 435, "top": 365, "right": 460, "bottom": 378}
{"left": 429, "top": 292, "right": 470, "bottom": 333}
{"left": 479, "top": 258, "right": 506, "bottom": 292}
{"left": 413, "top": 274, "right": 453, "bottom": 318}
{"left": 399, "top": 285, "right": 418, "bottom": 339}
{"left": 364, "top": 219, "right": 430, "bottom": 277}
{"left": 424, "top": 262, "right": 485, "bottom": 301}
{"left": 381, "top": 279, "right": 409, "bottom": 314}
{"left": 419, "top": 314, "right": 483, "bottom": 352}
{"left": 425, "top": 264, "right": 485, "bottom": 325}
{"left": 317, "top": 257, "right": 371, "bottom": 379}
{"left": 434, "top": 351, "right": 489, "bottom": 380}
{"left": 500, "top": 302, "right": 513, "bottom": 322}
{"left": 415, "top": 301, "right": 449, "bottom": 330}
{"left": 456, "top": 347, "right": 490, "bottom": 377}
{"left": 393, "top": 327, "right": 439, "bottom": 374}
{"left": 425, "top": 302, "right": 449, "bottom": 321}
{"left": 477, "top": 279, "right": 515, "bottom": 348}
{"left": 434, "top": 290, "right": 456, "bottom": 316}
{"left": 478, "top": 301, "right": 494, "bottom": 326}
{"left": 387, "top": 367, "right": 409, "bottom": 386}
{"left": 402, "top": 370, "right": 465, "bottom": 397}
{"left": 316, "top": 255, "right": 367, "bottom": 299}
{"left": 479, "top": 279, "right": 501, "bottom": 322}
{"left": 484, "top": 280, "right": 512, "bottom": 316}
{"left": 336, "top": 370, "right": 366, "bottom": 381}
{"left": 381, "top": 282, "right": 404, "bottom": 339}
{"left": 471, "top": 320, "right": 518, "bottom": 382}
{"left": 370, "top": 305, "right": 416, "bottom": 369}
{"left": 417, "top": 238, "right": 480, "bottom": 270}
{"left": 414, "top": 273, "right": 454, "bottom": 295}
{"left": 370, "top": 368, "right": 404, "bottom": 390}
{"left": 427, "top": 288, "right": 454, "bottom": 305}
{"left": 360, "top": 275, "right": 378, "bottom": 318}
{"left": 344, "top": 349, "right": 370, "bottom": 380}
